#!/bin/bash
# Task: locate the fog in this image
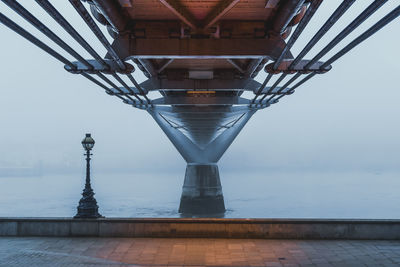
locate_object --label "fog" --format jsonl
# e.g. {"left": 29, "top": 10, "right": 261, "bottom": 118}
{"left": 0, "top": 1, "right": 399, "bottom": 175}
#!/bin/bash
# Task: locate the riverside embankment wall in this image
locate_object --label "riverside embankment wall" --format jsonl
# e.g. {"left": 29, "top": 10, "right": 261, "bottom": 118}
{"left": 1, "top": 218, "right": 400, "bottom": 239}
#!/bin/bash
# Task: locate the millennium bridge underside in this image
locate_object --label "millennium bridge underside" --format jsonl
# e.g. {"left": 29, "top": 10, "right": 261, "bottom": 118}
{"left": 1, "top": 0, "right": 399, "bottom": 215}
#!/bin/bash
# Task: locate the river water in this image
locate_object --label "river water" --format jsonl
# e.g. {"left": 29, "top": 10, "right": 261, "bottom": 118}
{"left": 0, "top": 170, "right": 399, "bottom": 218}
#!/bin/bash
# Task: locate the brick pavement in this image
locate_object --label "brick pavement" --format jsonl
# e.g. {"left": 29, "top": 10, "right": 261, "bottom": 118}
{"left": 1, "top": 237, "right": 400, "bottom": 266}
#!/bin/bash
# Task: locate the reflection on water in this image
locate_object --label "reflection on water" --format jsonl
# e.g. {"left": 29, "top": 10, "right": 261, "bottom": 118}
{"left": 0, "top": 170, "right": 399, "bottom": 218}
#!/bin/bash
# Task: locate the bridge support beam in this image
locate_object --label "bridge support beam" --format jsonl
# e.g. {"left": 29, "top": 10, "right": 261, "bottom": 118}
{"left": 179, "top": 163, "right": 225, "bottom": 215}
{"left": 149, "top": 106, "right": 256, "bottom": 215}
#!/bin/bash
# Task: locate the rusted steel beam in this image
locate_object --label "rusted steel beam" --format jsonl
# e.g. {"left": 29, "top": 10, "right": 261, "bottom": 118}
{"left": 139, "top": 77, "right": 262, "bottom": 92}
{"left": 111, "top": 37, "right": 292, "bottom": 60}
{"left": 203, "top": 0, "right": 240, "bottom": 29}
{"left": 129, "top": 21, "right": 267, "bottom": 39}
{"left": 159, "top": 0, "right": 197, "bottom": 29}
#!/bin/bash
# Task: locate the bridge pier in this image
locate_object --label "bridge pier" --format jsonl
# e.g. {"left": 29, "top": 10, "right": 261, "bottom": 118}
{"left": 149, "top": 106, "right": 255, "bottom": 215}
{"left": 179, "top": 163, "right": 225, "bottom": 215}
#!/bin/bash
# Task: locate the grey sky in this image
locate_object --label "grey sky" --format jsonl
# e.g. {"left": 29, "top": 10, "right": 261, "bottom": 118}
{"left": 0, "top": 1, "right": 399, "bottom": 173}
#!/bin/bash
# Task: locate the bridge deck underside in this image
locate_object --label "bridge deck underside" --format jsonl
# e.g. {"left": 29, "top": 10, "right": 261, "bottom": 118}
{"left": 124, "top": 0, "right": 275, "bottom": 21}
{"left": 158, "top": 105, "right": 248, "bottom": 149}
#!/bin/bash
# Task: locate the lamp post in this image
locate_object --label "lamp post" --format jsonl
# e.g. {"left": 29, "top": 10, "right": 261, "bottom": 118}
{"left": 74, "top": 133, "right": 102, "bottom": 218}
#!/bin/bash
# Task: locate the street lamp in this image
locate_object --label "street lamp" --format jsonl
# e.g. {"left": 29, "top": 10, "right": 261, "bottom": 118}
{"left": 74, "top": 133, "right": 103, "bottom": 218}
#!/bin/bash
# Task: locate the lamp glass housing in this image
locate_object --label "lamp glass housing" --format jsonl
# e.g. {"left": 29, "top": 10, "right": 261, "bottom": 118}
{"left": 82, "top": 133, "right": 95, "bottom": 150}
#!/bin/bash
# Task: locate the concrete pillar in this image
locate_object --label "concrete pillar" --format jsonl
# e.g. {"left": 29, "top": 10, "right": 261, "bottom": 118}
{"left": 179, "top": 163, "right": 225, "bottom": 215}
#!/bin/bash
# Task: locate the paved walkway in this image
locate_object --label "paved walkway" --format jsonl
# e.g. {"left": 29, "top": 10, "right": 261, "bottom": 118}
{"left": 1, "top": 237, "right": 400, "bottom": 266}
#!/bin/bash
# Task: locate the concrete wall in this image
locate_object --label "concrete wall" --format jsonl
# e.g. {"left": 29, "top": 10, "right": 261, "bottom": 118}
{"left": 1, "top": 218, "right": 400, "bottom": 239}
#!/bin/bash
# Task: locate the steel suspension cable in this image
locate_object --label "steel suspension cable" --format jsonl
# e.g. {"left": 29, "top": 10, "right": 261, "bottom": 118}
{"left": 251, "top": 0, "right": 323, "bottom": 104}
{"left": 69, "top": 0, "right": 125, "bottom": 70}
{"left": 265, "top": 0, "right": 388, "bottom": 104}
{"left": 35, "top": 0, "right": 109, "bottom": 69}
{"left": 96, "top": 73, "right": 136, "bottom": 103}
{"left": 2, "top": 0, "right": 93, "bottom": 69}
{"left": 0, "top": 12, "right": 75, "bottom": 69}
{"left": 258, "top": 0, "right": 356, "bottom": 105}
{"left": 275, "top": 5, "right": 400, "bottom": 102}
{"left": 3, "top": 0, "right": 140, "bottom": 104}
{"left": 0, "top": 12, "right": 127, "bottom": 102}
{"left": 33, "top": 0, "right": 143, "bottom": 104}
{"left": 69, "top": 0, "right": 148, "bottom": 105}
{"left": 112, "top": 74, "right": 144, "bottom": 103}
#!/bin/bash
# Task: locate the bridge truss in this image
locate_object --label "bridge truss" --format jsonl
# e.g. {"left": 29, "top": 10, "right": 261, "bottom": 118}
{"left": 1, "top": 0, "right": 399, "bottom": 215}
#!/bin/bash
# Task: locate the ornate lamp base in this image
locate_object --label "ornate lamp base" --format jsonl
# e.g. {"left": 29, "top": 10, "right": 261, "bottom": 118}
{"left": 74, "top": 188, "right": 103, "bottom": 219}
{"left": 74, "top": 206, "right": 102, "bottom": 219}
